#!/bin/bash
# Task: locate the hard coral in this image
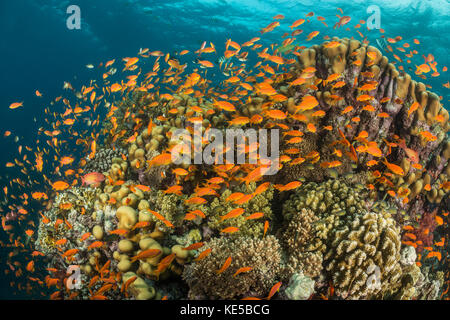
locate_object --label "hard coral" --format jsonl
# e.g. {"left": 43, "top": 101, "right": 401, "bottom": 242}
{"left": 183, "top": 235, "right": 281, "bottom": 299}
{"left": 276, "top": 37, "right": 449, "bottom": 220}
{"left": 280, "top": 178, "right": 406, "bottom": 299}
{"left": 324, "top": 211, "right": 402, "bottom": 299}
{"left": 280, "top": 208, "right": 323, "bottom": 278}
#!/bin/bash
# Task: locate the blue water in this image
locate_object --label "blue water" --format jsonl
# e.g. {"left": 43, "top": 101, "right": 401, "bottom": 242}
{"left": 0, "top": 0, "right": 449, "bottom": 299}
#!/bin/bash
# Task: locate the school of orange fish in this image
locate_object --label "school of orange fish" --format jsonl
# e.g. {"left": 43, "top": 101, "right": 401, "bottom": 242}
{"left": 1, "top": 8, "right": 449, "bottom": 300}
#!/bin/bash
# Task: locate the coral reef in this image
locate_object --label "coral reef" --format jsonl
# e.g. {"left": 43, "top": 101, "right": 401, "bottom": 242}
{"left": 23, "top": 36, "right": 448, "bottom": 301}
{"left": 279, "top": 179, "right": 405, "bottom": 299}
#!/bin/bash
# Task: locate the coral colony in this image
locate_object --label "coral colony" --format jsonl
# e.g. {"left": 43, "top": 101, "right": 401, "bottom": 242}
{"left": 2, "top": 14, "right": 449, "bottom": 301}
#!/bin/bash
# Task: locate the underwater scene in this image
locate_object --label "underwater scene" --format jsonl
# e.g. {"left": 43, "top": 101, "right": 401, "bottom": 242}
{"left": 0, "top": 0, "right": 448, "bottom": 302}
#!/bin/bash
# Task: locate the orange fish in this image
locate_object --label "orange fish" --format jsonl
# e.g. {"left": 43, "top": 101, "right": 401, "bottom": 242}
{"left": 275, "top": 181, "right": 302, "bottom": 191}
{"left": 407, "top": 102, "right": 420, "bottom": 117}
{"left": 26, "top": 261, "right": 35, "bottom": 272}
{"left": 404, "top": 233, "right": 417, "bottom": 240}
{"left": 88, "top": 241, "right": 104, "bottom": 250}
{"left": 265, "top": 109, "right": 287, "bottom": 120}
{"left": 148, "top": 210, "right": 174, "bottom": 228}
{"left": 9, "top": 102, "right": 23, "bottom": 109}
{"left": 131, "top": 221, "right": 151, "bottom": 231}
{"left": 82, "top": 172, "right": 105, "bottom": 186}
{"left": 216, "top": 256, "right": 232, "bottom": 274}
{"left": 398, "top": 140, "right": 419, "bottom": 163}
{"left": 263, "top": 220, "right": 269, "bottom": 237}
{"left": 434, "top": 237, "right": 445, "bottom": 247}
{"left": 290, "top": 18, "right": 305, "bottom": 29}
{"left": 220, "top": 208, "right": 245, "bottom": 221}
{"left": 425, "top": 251, "right": 441, "bottom": 261}
{"left": 435, "top": 216, "right": 443, "bottom": 225}
{"left": 266, "top": 281, "right": 282, "bottom": 300}
{"left": 306, "top": 31, "right": 319, "bottom": 41}
{"left": 62, "top": 248, "right": 79, "bottom": 258}
{"left": 419, "top": 131, "right": 437, "bottom": 142}
{"left": 198, "top": 60, "right": 214, "bottom": 68}
{"left": 233, "top": 267, "right": 253, "bottom": 277}
{"left": 149, "top": 153, "right": 172, "bottom": 166}
{"left": 383, "top": 159, "right": 404, "bottom": 176}
{"left": 183, "top": 242, "right": 204, "bottom": 251}
{"left": 221, "top": 226, "right": 239, "bottom": 234}
{"left": 245, "top": 212, "right": 264, "bottom": 220}
{"left": 306, "top": 123, "right": 316, "bottom": 133}
{"left": 164, "top": 185, "right": 183, "bottom": 195}
{"left": 131, "top": 249, "right": 161, "bottom": 262}
{"left": 109, "top": 228, "right": 130, "bottom": 235}
{"left": 80, "top": 232, "right": 91, "bottom": 241}
{"left": 226, "top": 192, "right": 245, "bottom": 202}
{"left": 188, "top": 210, "right": 206, "bottom": 219}
{"left": 185, "top": 197, "right": 207, "bottom": 205}
{"left": 52, "top": 181, "right": 69, "bottom": 191}
{"left": 194, "top": 248, "right": 212, "bottom": 261}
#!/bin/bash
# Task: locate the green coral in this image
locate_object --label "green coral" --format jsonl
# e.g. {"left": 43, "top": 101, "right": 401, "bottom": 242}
{"left": 171, "top": 229, "right": 202, "bottom": 247}
{"left": 145, "top": 190, "right": 188, "bottom": 233}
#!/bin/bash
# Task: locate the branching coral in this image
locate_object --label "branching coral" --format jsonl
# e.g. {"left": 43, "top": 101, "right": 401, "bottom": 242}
{"left": 183, "top": 235, "right": 281, "bottom": 299}
{"left": 280, "top": 208, "right": 323, "bottom": 278}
